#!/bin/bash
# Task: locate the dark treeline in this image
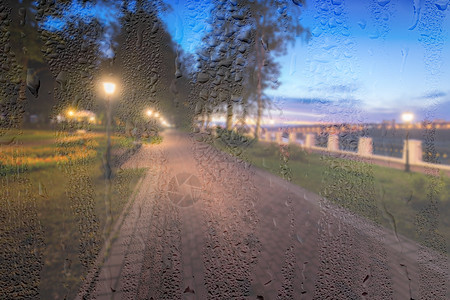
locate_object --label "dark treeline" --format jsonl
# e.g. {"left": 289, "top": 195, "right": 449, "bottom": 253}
{"left": 1, "top": 0, "right": 309, "bottom": 137}
{"left": 1, "top": 0, "right": 192, "bottom": 132}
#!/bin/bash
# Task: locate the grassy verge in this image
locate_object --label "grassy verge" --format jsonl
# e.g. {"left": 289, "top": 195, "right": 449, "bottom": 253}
{"left": 0, "top": 130, "right": 147, "bottom": 299}
{"left": 0, "top": 129, "right": 57, "bottom": 143}
{"left": 211, "top": 129, "right": 450, "bottom": 254}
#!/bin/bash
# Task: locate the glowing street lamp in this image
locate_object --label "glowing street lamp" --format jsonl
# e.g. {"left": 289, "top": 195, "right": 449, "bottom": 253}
{"left": 103, "top": 82, "right": 116, "bottom": 95}
{"left": 146, "top": 109, "right": 153, "bottom": 117}
{"left": 67, "top": 110, "right": 75, "bottom": 117}
{"left": 154, "top": 112, "right": 160, "bottom": 118}
{"left": 401, "top": 112, "right": 414, "bottom": 124}
{"left": 401, "top": 112, "right": 414, "bottom": 172}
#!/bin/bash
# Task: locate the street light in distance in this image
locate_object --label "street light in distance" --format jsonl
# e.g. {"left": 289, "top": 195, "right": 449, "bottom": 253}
{"left": 401, "top": 112, "right": 414, "bottom": 124}
{"left": 67, "top": 110, "right": 75, "bottom": 117}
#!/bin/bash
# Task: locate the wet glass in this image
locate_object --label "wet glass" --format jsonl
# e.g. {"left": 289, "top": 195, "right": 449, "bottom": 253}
{"left": 0, "top": 0, "right": 449, "bottom": 299}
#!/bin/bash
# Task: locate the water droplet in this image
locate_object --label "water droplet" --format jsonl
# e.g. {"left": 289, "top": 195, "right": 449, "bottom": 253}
{"left": 312, "top": 27, "right": 322, "bottom": 37}
{"left": 377, "top": 0, "right": 391, "bottom": 7}
{"left": 26, "top": 69, "right": 40, "bottom": 98}
{"left": 358, "top": 19, "right": 367, "bottom": 29}
{"left": 197, "top": 72, "right": 209, "bottom": 83}
{"left": 435, "top": 0, "right": 449, "bottom": 11}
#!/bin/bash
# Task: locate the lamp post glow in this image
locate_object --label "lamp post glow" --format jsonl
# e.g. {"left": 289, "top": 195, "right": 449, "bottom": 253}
{"left": 146, "top": 109, "right": 153, "bottom": 117}
{"left": 401, "top": 112, "right": 414, "bottom": 172}
{"left": 401, "top": 112, "right": 414, "bottom": 124}
{"left": 103, "top": 82, "right": 116, "bottom": 95}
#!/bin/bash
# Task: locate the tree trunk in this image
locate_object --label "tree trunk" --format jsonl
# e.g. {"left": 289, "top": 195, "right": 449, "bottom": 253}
{"left": 206, "top": 111, "right": 212, "bottom": 130}
{"left": 226, "top": 100, "right": 233, "bottom": 131}
{"left": 199, "top": 114, "right": 205, "bottom": 131}
{"left": 254, "top": 31, "right": 264, "bottom": 139}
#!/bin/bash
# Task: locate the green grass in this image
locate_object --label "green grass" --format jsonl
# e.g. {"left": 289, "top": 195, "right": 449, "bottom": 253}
{"left": 36, "top": 163, "right": 145, "bottom": 299}
{"left": 212, "top": 131, "right": 450, "bottom": 254}
{"left": 0, "top": 129, "right": 57, "bottom": 143}
{"left": 0, "top": 130, "right": 147, "bottom": 299}
{"left": 142, "top": 134, "right": 163, "bottom": 145}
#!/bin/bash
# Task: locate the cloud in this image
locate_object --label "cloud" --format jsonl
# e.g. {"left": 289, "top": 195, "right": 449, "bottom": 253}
{"left": 281, "top": 97, "right": 361, "bottom": 108}
{"left": 275, "top": 110, "right": 325, "bottom": 118}
{"left": 282, "top": 97, "right": 333, "bottom": 105}
{"left": 307, "top": 83, "right": 360, "bottom": 94}
{"left": 419, "top": 91, "right": 447, "bottom": 100}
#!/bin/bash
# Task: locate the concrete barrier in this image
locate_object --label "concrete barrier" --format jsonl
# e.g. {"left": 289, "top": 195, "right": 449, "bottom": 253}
{"left": 261, "top": 130, "right": 450, "bottom": 172}
{"left": 327, "top": 134, "right": 339, "bottom": 152}
{"left": 403, "top": 139, "right": 422, "bottom": 164}
{"left": 289, "top": 132, "right": 297, "bottom": 143}
{"left": 275, "top": 132, "right": 282, "bottom": 144}
{"left": 358, "top": 137, "right": 373, "bottom": 157}
{"left": 305, "top": 133, "right": 316, "bottom": 148}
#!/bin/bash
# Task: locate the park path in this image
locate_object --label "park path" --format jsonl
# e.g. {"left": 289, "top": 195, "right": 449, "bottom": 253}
{"left": 77, "top": 129, "right": 449, "bottom": 300}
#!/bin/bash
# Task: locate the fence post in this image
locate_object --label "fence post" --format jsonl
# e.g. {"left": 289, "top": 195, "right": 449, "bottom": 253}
{"left": 275, "top": 132, "right": 283, "bottom": 144}
{"left": 327, "top": 134, "right": 339, "bottom": 152}
{"left": 305, "top": 133, "right": 316, "bottom": 148}
{"left": 403, "top": 139, "right": 422, "bottom": 165}
{"left": 358, "top": 137, "right": 373, "bottom": 157}
{"left": 289, "top": 132, "right": 297, "bottom": 144}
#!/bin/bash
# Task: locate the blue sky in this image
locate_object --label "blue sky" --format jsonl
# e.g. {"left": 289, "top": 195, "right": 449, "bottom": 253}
{"left": 267, "top": 0, "right": 450, "bottom": 124}
{"left": 162, "top": 0, "right": 450, "bottom": 124}
{"left": 39, "top": 0, "right": 450, "bottom": 124}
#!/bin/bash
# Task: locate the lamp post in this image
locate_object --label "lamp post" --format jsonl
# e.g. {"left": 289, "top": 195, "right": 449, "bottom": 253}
{"left": 402, "top": 112, "right": 414, "bottom": 172}
{"left": 103, "top": 82, "right": 116, "bottom": 179}
{"left": 102, "top": 82, "right": 116, "bottom": 290}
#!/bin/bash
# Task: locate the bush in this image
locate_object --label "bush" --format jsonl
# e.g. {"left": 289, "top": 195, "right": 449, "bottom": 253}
{"left": 216, "top": 127, "right": 254, "bottom": 149}
{"left": 288, "top": 144, "right": 307, "bottom": 162}
{"left": 250, "top": 143, "right": 279, "bottom": 157}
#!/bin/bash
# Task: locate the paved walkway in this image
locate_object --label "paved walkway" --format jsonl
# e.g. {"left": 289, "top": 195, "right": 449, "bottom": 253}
{"left": 77, "top": 130, "right": 449, "bottom": 300}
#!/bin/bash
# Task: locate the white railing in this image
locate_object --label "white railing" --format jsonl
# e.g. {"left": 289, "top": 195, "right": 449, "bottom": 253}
{"left": 257, "top": 130, "right": 450, "bottom": 172}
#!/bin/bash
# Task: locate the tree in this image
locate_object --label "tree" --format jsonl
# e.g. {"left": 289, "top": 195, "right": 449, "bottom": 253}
{"left": 245, "top": 0, "right": 309, "bottom": 138}
{"left": 193, "top": 0, "right": 252, "bottom": 131}
{"left": 0, "top": 3, "right": 30, "bottom": 130}
{"left": 114, "top": 0, "right": 191, "bottom": 134}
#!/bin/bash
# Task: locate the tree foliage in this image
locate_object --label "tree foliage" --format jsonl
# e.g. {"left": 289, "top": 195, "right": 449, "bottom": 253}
{"left": 191, "top": 0, "right": 309, "bottom": 135}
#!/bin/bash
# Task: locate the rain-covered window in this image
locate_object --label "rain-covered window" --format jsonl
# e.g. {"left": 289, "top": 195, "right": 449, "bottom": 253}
{"left": 0, "top": 0, "right": 449, "bottom": 299}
